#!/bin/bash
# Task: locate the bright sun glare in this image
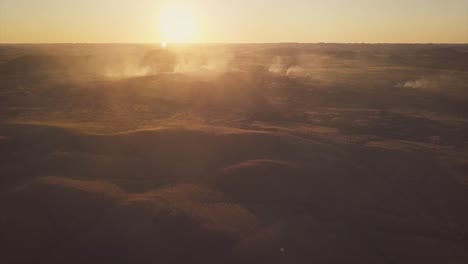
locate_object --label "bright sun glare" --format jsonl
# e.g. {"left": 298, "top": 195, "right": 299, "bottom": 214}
{"left": 160, "top": 4, "right": 198, "bottom": 44}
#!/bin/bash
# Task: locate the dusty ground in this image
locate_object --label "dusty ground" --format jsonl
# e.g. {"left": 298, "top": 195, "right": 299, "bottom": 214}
{"left": 1, "top": 43, "right": 468, "bottom": 264}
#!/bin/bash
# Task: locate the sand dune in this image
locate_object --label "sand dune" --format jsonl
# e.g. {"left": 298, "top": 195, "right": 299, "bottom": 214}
{"left": 1, "top": 121, "right": 467, "bottom": 263}
{"left": 1, "top": 44, "right": 468, "bottom": 263}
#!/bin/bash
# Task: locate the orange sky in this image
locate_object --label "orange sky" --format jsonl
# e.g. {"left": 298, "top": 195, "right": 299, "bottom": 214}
{"left": 1, "top": 0, "right": 467, "bottom": 43}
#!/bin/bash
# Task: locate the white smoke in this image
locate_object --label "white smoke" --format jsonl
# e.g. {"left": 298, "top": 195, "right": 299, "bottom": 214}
{"left": 104, "top": 65, "right": 152, "bottom": 78}
{"left": 95, "top": 46, "right": 235, "bottom": 79}
{"left": 399, "top": 74, "right": 461, "bottom": 91}
{"left": 397, "top": 72, "right": 468, "bottom": 99}
{"left": 286, "top": 66, "right": 306, "bottom": 76}
{"left": 268, "top": 56, "right": 306, "bottom": 77}
{"left": 173, "top": 48, "right": 234, "bottom": 76}
{"left": 401, "top": 79, "right": 437, "bottom": 90}
{"left": 268, "top": 56, "right": 285, "bottom": 74}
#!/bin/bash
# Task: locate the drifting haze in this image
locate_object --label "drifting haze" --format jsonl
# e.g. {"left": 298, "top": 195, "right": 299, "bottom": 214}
{"left": 1, "top": 42, "right": 468, "bottom": 263}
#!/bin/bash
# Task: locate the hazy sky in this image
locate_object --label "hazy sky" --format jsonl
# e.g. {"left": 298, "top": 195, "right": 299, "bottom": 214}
{"left": 1, "top": 0, "right": 467, "bottom": 43}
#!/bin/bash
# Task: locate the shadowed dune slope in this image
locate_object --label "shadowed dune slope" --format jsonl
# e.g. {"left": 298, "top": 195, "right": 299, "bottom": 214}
{"left": 1, "top": 122, "right": 468, "bottom": 264}
{"left": 1, "top": 43, "right": 468, "bottom": 263}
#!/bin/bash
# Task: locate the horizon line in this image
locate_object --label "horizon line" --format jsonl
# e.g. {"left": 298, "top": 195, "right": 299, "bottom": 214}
{"left": 1, "top": 42, "right": 468, "bottom": 45}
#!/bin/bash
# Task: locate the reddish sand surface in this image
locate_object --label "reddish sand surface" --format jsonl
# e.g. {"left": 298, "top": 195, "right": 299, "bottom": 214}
{"left": 1, "top": 44, "right": 468, "bottom": 264}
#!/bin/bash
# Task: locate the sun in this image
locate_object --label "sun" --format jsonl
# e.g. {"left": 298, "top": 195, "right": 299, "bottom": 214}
{"left": 160, "top": 4, "right": 198, "bottom": 44}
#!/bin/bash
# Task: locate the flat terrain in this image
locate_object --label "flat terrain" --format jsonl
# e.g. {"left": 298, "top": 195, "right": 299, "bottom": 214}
{"left": 1, "top": 43, "right": 468, "bottom": 264}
